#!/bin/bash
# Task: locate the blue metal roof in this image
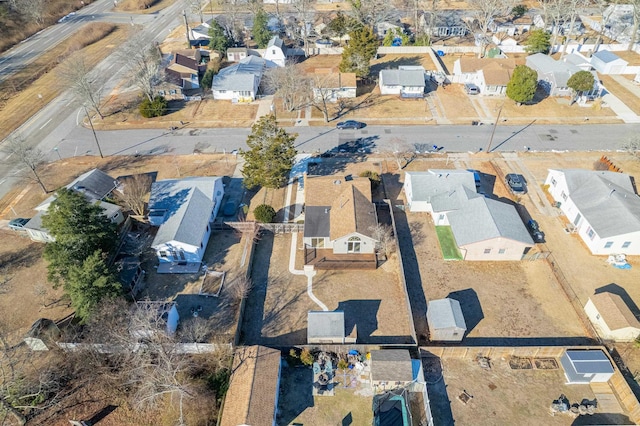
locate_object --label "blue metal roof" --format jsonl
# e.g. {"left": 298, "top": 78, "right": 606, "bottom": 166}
{"left": 565, "top": 350, "right": 614, "bottom": 374}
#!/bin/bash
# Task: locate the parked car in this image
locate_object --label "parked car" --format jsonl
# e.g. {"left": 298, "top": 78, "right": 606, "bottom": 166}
{"left": 336, "top": 120, "right": 366, "bottom": 129}
{"left": 464, "top": 83, "right": 480, "bottom": 95}
{"left": 505, "top": 173, "right": 526, "bottom": 194}
{"left": 8, "top": 218, "right": 30, "bottom": 231}
{"left": 223, "top": 200, "right": 238, "bottom": 217}
{"left": 527, "top": 219, "right": 544, "bottom": 243}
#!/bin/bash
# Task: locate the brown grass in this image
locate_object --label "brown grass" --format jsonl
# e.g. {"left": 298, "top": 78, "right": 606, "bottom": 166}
{"left": 600, "top": 74, "right": 640, "bottom": 115}
{"left": 115, "top": 0, "right": 175, "bottom": 13}
{"left": 0, "top": 24, "right": 128, "bottom": 141}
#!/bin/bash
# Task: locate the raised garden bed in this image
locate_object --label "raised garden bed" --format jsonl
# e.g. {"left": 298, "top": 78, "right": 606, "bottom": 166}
{"left": 533, "top": 358, "right": 559, "bottom": 370}
{"left": 508, "top": 357, "right": 533, "bottom": 370}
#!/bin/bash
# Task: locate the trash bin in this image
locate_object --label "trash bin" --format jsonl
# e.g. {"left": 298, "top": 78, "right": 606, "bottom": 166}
{"left": 437, "top": 50, "right": 445, "bottom": 57}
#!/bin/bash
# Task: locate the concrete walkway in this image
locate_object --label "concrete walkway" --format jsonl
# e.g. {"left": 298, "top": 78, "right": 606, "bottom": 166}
{"left": 289, "top": 233, "right": 327, "bottom": 311}
{"left": 254, "top": 96, "right": 274, "bottom": 122}
{"left": 602, "top": 91, "right": 640, "bottom": 124}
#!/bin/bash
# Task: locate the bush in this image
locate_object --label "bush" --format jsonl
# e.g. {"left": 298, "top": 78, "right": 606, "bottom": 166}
{"left": 300, "top": 348, "right": 314, "bottom": 366}
{"left": 337, "top": 359, "right": 349, "bottom": 370}
{"left": 139, "top": 95, "right": 168, "bottom": 118}
{"left": 359, "top": 170, "right": 381, "bottom": 189}
{"left": 201, "top": 69, "right": 216, "bottom": 90}
{"left": 253, "top": 204, "right": 276, "bottom": 223}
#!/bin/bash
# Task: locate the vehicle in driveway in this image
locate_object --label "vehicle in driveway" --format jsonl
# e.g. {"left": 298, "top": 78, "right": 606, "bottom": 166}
{"left": 505, "top": 173, "right": 526, "bottom": 194}
{"left": 8, "top": 218, "right": 30, "bottom": 231}
{"left": 336, "top": 120, "right": 366, "bottom": 129}
{"left": 223, "top": 200, "right": 238, "bottom": 217}
{"left": 464, "top": 83, "right": 480, "bottom": 95}
{"left": 527, "top": 219, "right": 544, "bottom": 243}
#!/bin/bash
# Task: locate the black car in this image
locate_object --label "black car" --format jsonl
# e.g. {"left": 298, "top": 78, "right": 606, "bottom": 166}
{"left": 527, "top": 219, "right": 544, "bottom": 243}
{"left": 8, "top": 218, "right": 30, "bottom": 231}
{"left": 505, "top": 173, "right": 526, "bottom": 194}
{"left": 336, "top": 120, "right": 366, "bottom": 129}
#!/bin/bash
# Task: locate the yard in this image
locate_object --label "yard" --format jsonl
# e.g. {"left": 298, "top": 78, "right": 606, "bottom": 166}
{"left": 435, "top": 226, "right": 463, "bottom": 260}
{"left": 600, "top": 75, "right": 640, "bottom": 116}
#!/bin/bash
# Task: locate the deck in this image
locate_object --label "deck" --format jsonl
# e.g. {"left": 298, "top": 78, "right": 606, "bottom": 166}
{"left": 305, "top": 248, "right": 377, "bottom": 270}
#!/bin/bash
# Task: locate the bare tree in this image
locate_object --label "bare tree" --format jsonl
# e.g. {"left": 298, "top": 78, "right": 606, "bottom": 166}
{"left": 348, "top": 0, "right": 395, "bottom": 27}
{"left": 467, "top": 0, "right": 515, "bottom": 57}
{"left": 593, "top": 0, "right": 617, "bottom": 51}
{"left": 369, "top": 224, "right": 396, "bottom": 258}
{"left": 117, "top": 37, "right": 162, "bottom": 102}
{"left": 57, "top": 56, "right": 106, "bottom": 119}
{"left": 537, "top": 0, "right": 571, "bottom": 54}
{"left": 5, "top": 136, "right": 48, "bottom": 194}
{"left": 629, "top": 0, "right": 640, "bottom": 51}
{"left": 290, "top": 0, "right": 314, "bottom": 57}
{"left": 15, "top": 0, "right": 46, "bottom": 25}
{"left": 263, "top": 61, "right": 310, "bottom": 112}
{"left": 560, "top": 0, "right": 590, "bottom": 57}
{"left": 185, "top": 0, "right": 204, "bottom": 23}
{"left": 621, "top": 135, "right": 640, "bottom": 160}
{"left": 228, "top": 275, "right": 252, "bottom": 302}
{"left": 310, "top": 73, "right": 339, "bottom": 123}
{"left": 117, "top": 174, "right": 152, "bottom": 216}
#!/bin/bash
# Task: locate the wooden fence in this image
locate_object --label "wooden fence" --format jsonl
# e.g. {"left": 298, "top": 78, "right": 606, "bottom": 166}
{"left": 212, "top": 221, "right": 303, "bottom": 234}
{"left": 610, "top": 371, "right": 640, "bottom": 424}
{"left": 420, "top": 345, "right": 567, "bottom": 359}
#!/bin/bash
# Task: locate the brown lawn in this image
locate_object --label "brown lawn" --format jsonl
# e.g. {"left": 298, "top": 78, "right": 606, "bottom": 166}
{"left": 613, "top": 50, "right": 640, "bottom": 66}
{"left": 600, "top": 74, "right": 640, "bottom": 115}
{"left": 435, "top": 84, "right": 479, "bottom": 121}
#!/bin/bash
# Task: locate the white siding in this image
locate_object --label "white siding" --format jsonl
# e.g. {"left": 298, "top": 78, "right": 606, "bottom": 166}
{"left": 333, "top": 232, "right": 376, "bottom": 254}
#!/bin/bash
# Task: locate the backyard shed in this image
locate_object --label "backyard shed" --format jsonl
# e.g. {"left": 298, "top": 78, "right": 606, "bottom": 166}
{"left": 426, "top": 298, "right": 467, "bottom": 342}
{"left": 307, "top": 311, "right": 356, "bottom": 344}
{"left": 584, "top": 292, "right": 640, "bottom": 342}
{"left": 370, "top": 350, "right": 414, "bottom": 393}
{"left": 591, "top": 50, "right": 628, "bottom": 74}
{"left": 560, "top": 349, "right": 614, "bottom": 384}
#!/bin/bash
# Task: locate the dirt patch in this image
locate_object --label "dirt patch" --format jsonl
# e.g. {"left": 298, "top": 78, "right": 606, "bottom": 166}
{"left": 115, "top": 0, "right": 175, "bottom": 13}
{"left": 509, "top": 357, "right": 533, "bottom": 369}
{"left": 534, "top": 358, "right": 559, "bottom": 370}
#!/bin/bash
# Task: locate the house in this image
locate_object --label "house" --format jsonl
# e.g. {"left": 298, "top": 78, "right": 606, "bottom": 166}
{"left": 189, "top": 20, "right": 212, "bottom": 45}
{"left": 591, "top": 50, "right": 629, "bottom": 75}
{"left": 545, "top": 169, "right": 640, "bottom": 255}
{"left": 403, "top": 170, "right": 477, "bottom": 213}
{"left": 533, "top": 14, "right": 584, "bottom": 36}
{"left": 491, "top": 34, "right": 518, "bottom": 47}
{"left": 263, "top": 36, "right": 287, "bottom": 67}
{"left": 226, "top": 47, "right": 248, "bottom": 62}
{"left": 418, "top": 11, "right": 468, "bottom": 37}
{"left": 148, "top": 177, "right": 224, "bottom": 273}
{"left": 585, "top": 292, "right": 640, "bottom": 342}
{"left": 212, "top": 56, "right": 272, "bottom": 101}
{"left": 375, "top": 21, "right": 402, "bottom": 38}
{"left": 24, "top": 169, "right": 123, "bottom": 243}
{"left": 379, "top": 68, "right": 425, "bottom": 98}
{"left": 220, "top": 345, "right": 282, "bottom": 426}
{"left": 307, "top": 311, "right": 356, "bottom": 344}
{"left": 560, "top": 350, "right": 614, "bottom": 384}
{"left": 312, "top": 68, "right": 357, "bottom": 101}
{"left": 303, "top": 175, "right": 378, "bottom": 257}
{"left": 165, "top": 51, "right": 202, "bottom": 89}
{"left": 488, "top": 15, "right": 533, "bottom": 36}
{"left": 369, "top": 350, "right": 414, "bottom": 392}
{"left": 427, "top": 298, "right": 467, "bottom": 342}
{"left": 563, "top": 52, "right": 593, "bottom": 71}
{"left": 526, "top": 53, "right": 600, "bottom": 97}
{"left": 452, "top": 58, "right": 516, "bottom": 96}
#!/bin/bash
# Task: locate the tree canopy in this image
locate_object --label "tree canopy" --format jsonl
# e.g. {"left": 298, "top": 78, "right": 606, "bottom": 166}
{"left": 208, "top": 19, "right": 232, "bottom": 53}
{"left": 567, "top": 70, "right": 595, "bottom": 93}
{"left": 241, "top": 115, "right": 297, "bottom": 189}
{"left": 382, "top": 28, "right": 409, "bottom": 47}
{"left": 253, "top": 9, "right": 272, "bottom": 48}
{"left": 339, "top": 26, "right": 378, "bottom": 78}
{"left": 524, "top": 29, "right": 551, "bottom": 54}
{"left": 506, "top": 65, "right": 538, "bottom": 104}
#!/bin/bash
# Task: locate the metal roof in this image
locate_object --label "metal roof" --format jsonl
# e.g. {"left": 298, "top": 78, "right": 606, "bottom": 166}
{"left": 565, "top": 350, "right": 614, "bottom": 374}
{"left": 427, "top": 298, "right": 467, "bottom": 330}
{"left": 592, "top": 50, "right": 624, "bottom": 64}
{"left": 307, "top": 311, "right": 345, "bottom": 339}
{"left": 379, "top": 69, "right": 425, "bottom": 87}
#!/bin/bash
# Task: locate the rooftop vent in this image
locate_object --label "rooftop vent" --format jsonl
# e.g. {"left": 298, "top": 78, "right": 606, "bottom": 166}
{"left": 333, "top": 180, "right": 342, "bottom": 185}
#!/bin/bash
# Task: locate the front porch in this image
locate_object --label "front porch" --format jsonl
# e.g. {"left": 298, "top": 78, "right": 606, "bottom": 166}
{"left": 304, "top": 247, "right": 377, "bottom": 270}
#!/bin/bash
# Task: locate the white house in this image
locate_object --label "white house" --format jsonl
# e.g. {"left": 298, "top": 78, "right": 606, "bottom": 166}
{"left": 226, "top": 47, "right": 248, "bottom": 62}
{"left": 526, "top": 53, "right": 601, "bottom": 98}
{"left": 545, "top": 169, "right": 640, "bottom": 255}
{"left": 403, "top": 170, "right": 477, "bottom": 214}
{"left": 149, "top": 177, "right": 224, "bottom": 273}
{"left": 591, "top": 50, "right": 629, "bottom": 75}
{"left": 585, "top": 292, "right": 640, "bottom": 342}
{"left": 263, "top": 36, "right": 287, "bottom": 67}
{"left": 379, "top": 67, "right": 425, "bottom": 98}
{"left": 488, "top": 15, "right": 533, "bottom": 36}
{"left": 212, "top": 56, "right": 273, "bottom": 101}
{"left": 452, "top": 58, "right": 516, "bottom": 96}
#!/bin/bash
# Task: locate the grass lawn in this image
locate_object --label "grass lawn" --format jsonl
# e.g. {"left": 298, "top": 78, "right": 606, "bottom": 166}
{"left": 435, "top": 226, "right": 462, "bottom": 260}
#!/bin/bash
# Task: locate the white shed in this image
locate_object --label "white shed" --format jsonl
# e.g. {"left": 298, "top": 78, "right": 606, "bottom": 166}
{"left": 560, "top": 350, "right": 614, "bottom": 384}
{"left": 585, "top": 292, "right": 640, "bottom": 342}
{"left": 591, "top": 50, "right": 628, "bottom": 75}
{"left": 427, "top": 298, "right": 467, "bottom": 342}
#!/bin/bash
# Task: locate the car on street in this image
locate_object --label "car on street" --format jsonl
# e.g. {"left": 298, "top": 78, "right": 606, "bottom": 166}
{"left": 464, "top": 83, "right": 480, "bottom": 95}
{"left": 336, "top": 120, "right": 366, "bottom": 129}
{"left": 8, "top": 218, "right": 30, "bottom": 231}
{"left": 527, "top": 219, "right": 544, "bottom": 243}
{"left": 505, "top": 173, "right": 526, "bottom": 194}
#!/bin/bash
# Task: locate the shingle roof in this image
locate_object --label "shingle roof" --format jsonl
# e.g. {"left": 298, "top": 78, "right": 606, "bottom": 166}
{"left": 329, "top": 183, "right": 377, "bottom": 240}
{"left": 405, "top": 170, "right": 477, "bottom": 204}
{"left": 379, "top": 69, "right": 425, "bottom": 87}
{"left": 213, "top": 56, "right": 267, "bottom": 91}
{"left": 526, "top": 53, "right": 581, "bottom": 88}
{"left": 370, "top": 350, "right": 413, "bottom": 382}
{"left": 427, "top": 298, "right": 467, "bottom": 330}
{"left": 430, "top": 185, "right": 480, "bottom": 213}
{"left": 313, "top": 69, "right": 357, "bottom": 89}
{"left": 458, "top": 58, "right": 516, "bottom": 87}
{"left": 553, "top": 169, "right": 640, "bottom": 238}
{"left": 36, "top": 168, "right": 117, "bottom": 210}
{"left": 267, "top": 35, "right": 285, "bottom": 49}
{"left": 307, "top": 311, "right": 345, "bottom": 340}
{"left": 590, "top": 292, "right": 640, "bottom": 331}
{"left": 149, "top": 177, "right": 220, "bottom": 247}
{"left": 220, "top": 345, "right": 281, "bottom": 426}
{"left": 447, "top": 197, "right": 534, "bottom": 246}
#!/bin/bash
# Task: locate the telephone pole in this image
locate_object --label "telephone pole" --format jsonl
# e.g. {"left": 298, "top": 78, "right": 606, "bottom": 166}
{"left": 183, "top": 10, "right": 191, "bottom": 48}
{"left": 84, "top": 106, "right": 104, "bottom": 158}
{"left": 486, "top": 104, "right": 503, "bottom": 153}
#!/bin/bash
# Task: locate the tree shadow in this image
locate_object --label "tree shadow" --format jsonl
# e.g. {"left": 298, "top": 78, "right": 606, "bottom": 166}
{"left": 0, "top": 243, "right": 43, "bottom": 271}
{"left": 370, "top": 55, "right": 423, "bottom": 75}
{"left": 85, "top": 404, "right": 118, "bottom": 425}
{"left": 277, "top": 364, "right": 314, "bottom": 425}
{"left": 446, "top": 288, "right": 483, "bottom": 338}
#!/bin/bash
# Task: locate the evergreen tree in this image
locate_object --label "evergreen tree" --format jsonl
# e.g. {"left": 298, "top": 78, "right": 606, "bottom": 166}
{"left": 383, "top": 28, "right": 409, "bottom": 47}
{"left": 524, "top": 29, "right": 551, "bottom": 54}
{"left": 567, "top": 71, "right": 595, "bottom": 94}
{"left": 241, "top": 115, "right": 297, "bottom": 189}
{"left": 506, "top": 65, "right": 538, "bottom": 104}
{"left": 201, "top": 68, "right": 217, "bottom": 90}
{"left": 208, "top": 20, "right": 232, "bottom": 54}
{"left": 339, "top": 26, "right": 378, "bottom": 78}
{"left": 253, "top": 9, "right": 272, "bottom": 48}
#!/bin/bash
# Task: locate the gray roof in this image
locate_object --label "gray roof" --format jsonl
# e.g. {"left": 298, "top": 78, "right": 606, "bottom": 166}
{"left": 36, "top": 168, "right": 117, "bottom": 210}
{"left": 447, "top": 197, "right": 534, "bottom": 246}
{"left": 406, "top": 170, "right": 477, "bottom": 204}
{"left": 430, "top": 185, "right": 481, "bottom": 213}
{"left": 24, "top": 211, "right": 45, "bottom": 232}
{"left": 553, "top": 169, "right": 640, "bottom": 238}
{"left": 303, "top": 206, "right": 330, "bottom": 238}
{"left": 564, "top": 53, "right": 591, "bottom": 67}
{"left": 213, "top": 56, "right": 267, "bottom": 91}
{"left": 25, "top": 200, "right": 121, "bottom": 233}
{"left": 370, "top": 350, "right": 413, "bottom": 382}
{"left": 150, "top": 177, "right": 221, "bottom": 247}
{"left": 565, "top": 350, "right": 614, "bottom": 374}
{"left": 267, "top": 36, "right": 284, "bottom": 50}
{"left": 427, "top": 298, "right": 467, "bottom": 330}
{"left": 526, "top": 53, "right": 581, "bottom": 88}
{"left": 307, "top": 311, "right": 345, "bottom": 339}
{"left": 380, "top": 69, "right": 425, "bottom": 87}
{"left": 592, "top": 50, "right": 623, "bottom": 64}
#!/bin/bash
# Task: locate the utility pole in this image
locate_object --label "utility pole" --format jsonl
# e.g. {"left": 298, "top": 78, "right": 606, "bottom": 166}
{"left": 84, "top": 106, "right": 104, "bottom": 158}
{"left": 183, "top": 9, "right": 191, "bottom": 48}
{"left": 485, "top": 104, "right": 503, "bottom": 153}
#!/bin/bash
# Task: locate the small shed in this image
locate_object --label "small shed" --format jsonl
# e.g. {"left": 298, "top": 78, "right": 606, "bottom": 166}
{"left": 591, "top": 50, "right": 628, "bottom": 74}
{"left": 427, "top": 298, "right": 467, "bottom": 342}
{"left": 369, "top": 350, "right": 414, "bottom": 392}
{"left": 307, "top": 311, "right": 356, "bottom": 344}
{"left": 560, "top": 349, "right": 614, "bottom": 384}
{"left": 584, "top": 292, "right": 640, "bottom": 342}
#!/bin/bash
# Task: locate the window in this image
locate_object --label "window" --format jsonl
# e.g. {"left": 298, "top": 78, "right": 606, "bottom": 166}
{"left": 561, "top": 191, "right": 568, "bottom": 201}
{"left": 550, "top": 177, "right": 557, "bottom": 187}
{"left": 604, "top": 241, "right": 613, "bottom": 249}
{"left": 586, "top": 227, "right": 595, "bottom": 241}
{"left": 484, "top": 248, "right": 491, "bottom": 254}
{"left": 498, "top": 249, "right": 506, "bottom": 254}
{"left": 438, "top": 214, "right": 445, "bottom": 222}
{"left": 347, "top": 236, "right": 361, "bottom": 253}
{"left": 159, "top": 251, "right": 168, "bottom": 257}
{"left": 622, "top": 241, "right": 631, "bottom": 249}
{"left": 310, "top": 238, "right": 324, "bottom": 248}
{"left": 272, "top": 49, "right": 276, "bottom": 54}
{"left": 219, "top": 90, "right": 226, "bottom": 94}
